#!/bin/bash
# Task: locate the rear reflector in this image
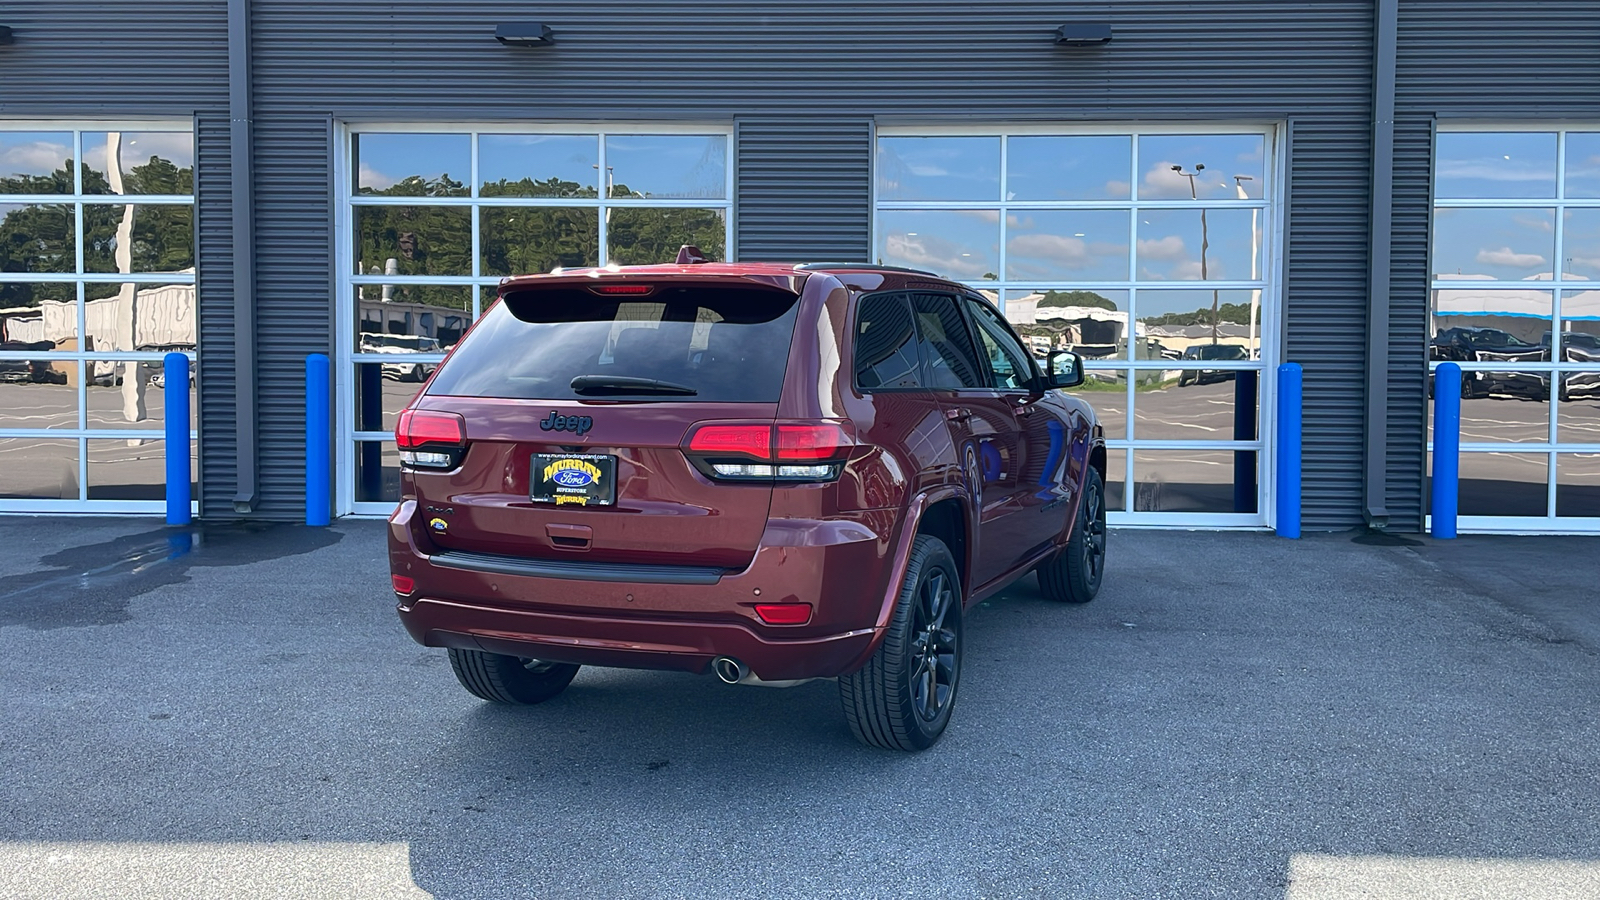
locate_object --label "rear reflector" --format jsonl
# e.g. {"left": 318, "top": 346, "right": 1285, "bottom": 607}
{"left": 590, "top": 284, "right": 655, "bottom": 295}
{"left": 392, "top": 574, "right": 415, "bottom": 595}
{"left": 754, "top": 603, "right": 812, "bottom": 625}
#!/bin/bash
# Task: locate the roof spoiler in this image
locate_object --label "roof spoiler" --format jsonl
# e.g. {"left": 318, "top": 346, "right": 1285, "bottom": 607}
{"left": 675, "top": 245, "right": 711, "bottom": 265}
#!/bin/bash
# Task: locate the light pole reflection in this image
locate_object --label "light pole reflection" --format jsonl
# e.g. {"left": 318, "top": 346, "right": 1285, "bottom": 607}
{"left": 1171, "top": 163, "right": 1218, "bottom": 344}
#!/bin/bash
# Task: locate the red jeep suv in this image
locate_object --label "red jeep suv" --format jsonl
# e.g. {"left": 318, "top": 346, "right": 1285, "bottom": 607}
{"left": 388, "top": 257, "right": 1108, "bottom": 750}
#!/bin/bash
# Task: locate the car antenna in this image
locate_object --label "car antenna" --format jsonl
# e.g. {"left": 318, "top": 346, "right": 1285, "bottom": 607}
{"left": 675, "top": 245, "right": 710, "bottom": 265}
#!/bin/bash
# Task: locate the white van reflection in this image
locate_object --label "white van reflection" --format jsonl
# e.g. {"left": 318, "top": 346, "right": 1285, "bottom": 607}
{"left": 359, "top": 332, "right": 441, "bottom": 382}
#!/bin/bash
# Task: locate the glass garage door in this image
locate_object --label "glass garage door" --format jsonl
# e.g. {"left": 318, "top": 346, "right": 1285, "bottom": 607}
{"left": 335, "top": 125, "right": 733, "bottom": 516}
{"left": 1429, "top": 128, "right": 1600, "bottom": 531}
{"left": 0, "top": 124, "right": 196, "bottom": 512}
{"left": 875, "top": 127, "right": 1280, "bottom": 527}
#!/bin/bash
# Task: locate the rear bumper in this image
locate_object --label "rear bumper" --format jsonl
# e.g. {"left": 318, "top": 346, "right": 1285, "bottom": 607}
{"left": 389, "top": 500, "right": 898, "bottom": 681}
{"left": 398, "top": 599, "right": 878, "bottom": 679}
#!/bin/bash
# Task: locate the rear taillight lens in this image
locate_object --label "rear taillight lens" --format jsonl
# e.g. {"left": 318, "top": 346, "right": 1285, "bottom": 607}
{"left": 687, "top": 424, "right": 772, "bottom": 458}
{"left": 396, "top": 408, "right": 467, "bottom": 470}
{"left": 683, "top": 421, "right": 853, "bottom": 483}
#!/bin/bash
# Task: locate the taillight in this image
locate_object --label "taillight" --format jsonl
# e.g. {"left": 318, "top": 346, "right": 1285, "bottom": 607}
{"left": 683, "top": 421, "right": 853, "bottom": 483}
{"left": 590, "top": 284, "right": 655, "bottom": 295}
{"left": 396, "top": 408, "right": 467, "bottom": 470}
{"left": 687, "top": 424, "right": 772, "bottom": 458}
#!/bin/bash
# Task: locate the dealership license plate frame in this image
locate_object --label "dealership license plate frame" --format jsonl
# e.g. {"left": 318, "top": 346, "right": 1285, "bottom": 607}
{"left": 530, "top": 452, "right": 617, "bottom": 507}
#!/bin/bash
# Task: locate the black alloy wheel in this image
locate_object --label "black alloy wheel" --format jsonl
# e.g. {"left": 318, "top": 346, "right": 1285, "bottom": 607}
{"left": 1039, "top": 467, "right": 1106, "bottom": 604}
{"left": 909, "top": 565, "right": 960, "bottom": 724}
{"left": 840, "top": 535, "right": 963, "bottom": 751}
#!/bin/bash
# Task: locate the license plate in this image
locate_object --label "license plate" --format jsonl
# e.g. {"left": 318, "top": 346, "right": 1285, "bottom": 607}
{"left": 531, "top": 453, "right": 617, "bottom": 507}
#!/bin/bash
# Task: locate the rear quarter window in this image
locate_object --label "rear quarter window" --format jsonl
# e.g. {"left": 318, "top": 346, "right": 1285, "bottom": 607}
{"left": 425, "top": 285, "right": 800, "bottom": 402}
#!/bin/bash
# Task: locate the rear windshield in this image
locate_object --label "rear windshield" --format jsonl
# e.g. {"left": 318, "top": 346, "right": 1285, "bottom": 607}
{"left": 426, "top": 285, "right": 800, "bottom": 402}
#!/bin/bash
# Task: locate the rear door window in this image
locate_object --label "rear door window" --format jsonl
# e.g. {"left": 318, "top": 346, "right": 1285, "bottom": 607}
{"left": 854, "top": 292, "right": 922, "bottom": 390}
{"left": 909, "top": 293, "right": 984, "bottom": 389}
{"left": 426, "top": 285, "right": 800, "bottom": 401}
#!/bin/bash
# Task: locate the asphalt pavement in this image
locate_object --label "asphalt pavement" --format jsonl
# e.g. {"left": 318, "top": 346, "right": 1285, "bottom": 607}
{"left": 1, "top": 519, "right": 1598, "bottom": 899}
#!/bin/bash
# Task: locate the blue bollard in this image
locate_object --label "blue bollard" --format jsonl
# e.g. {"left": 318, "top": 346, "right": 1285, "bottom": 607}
{"left": 1431, "top": 363, "right": 1461, "bottom": 539}
{"left": 306, "top": 354, "right": 331, "bottom": 526}
{"left": 1276, "top": 362, "right": 1303, "bottom": 539}
{"left": 164, "top": 353, "right": 192, "bottom": 525}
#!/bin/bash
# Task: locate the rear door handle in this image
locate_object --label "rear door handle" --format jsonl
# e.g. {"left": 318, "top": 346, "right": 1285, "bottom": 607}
{"left": 945, "top": 407, "right": 972, "bottom": 422}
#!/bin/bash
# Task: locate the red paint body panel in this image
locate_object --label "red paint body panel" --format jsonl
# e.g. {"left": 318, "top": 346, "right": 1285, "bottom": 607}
{"left": 390, "top": 262, "right": 1104, "bottom": 680}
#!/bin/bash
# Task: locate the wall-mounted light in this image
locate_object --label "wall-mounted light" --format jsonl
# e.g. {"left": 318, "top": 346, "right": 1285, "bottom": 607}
{"left": 1055, "top": 23, "right": 1112, "bottom": 46}
{"left": 0, "top": 25, "right": 14, "bottom": 45}
{"left": 495, "top": 23, "right": 554, "bottom": 47}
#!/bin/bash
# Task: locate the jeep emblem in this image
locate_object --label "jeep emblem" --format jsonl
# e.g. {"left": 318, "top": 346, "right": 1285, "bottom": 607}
{"left": 539, "top": 411, "right": 593, "bottom": 435}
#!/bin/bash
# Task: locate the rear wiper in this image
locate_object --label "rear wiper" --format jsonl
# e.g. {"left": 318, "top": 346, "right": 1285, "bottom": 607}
{"left": 571, "top": 375, "right": 699, "bottom": 396}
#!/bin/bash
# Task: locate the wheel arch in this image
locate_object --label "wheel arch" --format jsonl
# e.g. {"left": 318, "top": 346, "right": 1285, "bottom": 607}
{"left": 867, "top": 486, "right": 974, "bottom": 637}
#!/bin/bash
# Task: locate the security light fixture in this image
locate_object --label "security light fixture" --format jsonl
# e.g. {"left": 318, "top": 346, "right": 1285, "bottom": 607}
{"left": 0, "top": 25, "right": 13, "bottom": 45}
{"left": 1055, "top": 22, "right": 1112, "bottom": 46}
{"left": 495, "top": 23, "right": 554, "bottom": 47}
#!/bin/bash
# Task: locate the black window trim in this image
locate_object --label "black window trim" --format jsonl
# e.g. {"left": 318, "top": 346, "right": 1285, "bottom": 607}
{"left": 958, "top": 291, "right": 1043, "bottom": 393}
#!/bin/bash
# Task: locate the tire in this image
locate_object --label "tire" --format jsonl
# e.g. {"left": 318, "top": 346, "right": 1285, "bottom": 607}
{"left": 839, "top": 535, "right": 962, "bottom": 751}
{"left": 447, "top": 649, "right": 580, "bottom": 705}
{"left": 1038, "top": 467, "right": 1107, "bottom": 604}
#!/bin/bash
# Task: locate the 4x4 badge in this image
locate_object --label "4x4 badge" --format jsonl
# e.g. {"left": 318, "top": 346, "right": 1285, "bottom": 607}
{"left": 540, "top": 411, "right": 593, "bottom": 435}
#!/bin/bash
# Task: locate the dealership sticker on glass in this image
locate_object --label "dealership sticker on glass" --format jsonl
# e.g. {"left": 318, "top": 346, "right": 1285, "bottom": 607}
{"left": 532, "top": 453, "right": 616, "bottom": 507}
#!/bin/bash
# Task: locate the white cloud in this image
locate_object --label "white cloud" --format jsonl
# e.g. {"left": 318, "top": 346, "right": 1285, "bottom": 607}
{"left": 908, "top": 165, "right": 949, "bottom": 177}
{"left": 1007, "top": 234, "right": 1093, "bottom": 269}
{"left": 884, "top": 233, "right": 991, "bottom": 279}
{"left": 83, "top": 132, "right": 195, "bottom": 172}
{"left": 0, "top": 141, "right": 71, "bottom": 177}
{"left": 1141, "top": 161, "right": 1197, "bottom": 198}
{"left": 1566, "top": 256, "right": 1600, "bottom": 272}
{"left": 1437, "top": 160, "right": 1553, "bottom": 183}
{"left": 1173, "top": 260, "right": 1208, "bottom": 280}
{"left": 1513, "top": 214, "right": 1554, "bottom": 233}
{"left": 358, "top": 162, "right": 399, "bottom": 191}
{"left": 1136, "top": 235, "right": 1187, "bottom": 261}
{"left": 1476, "top": 247, "right": 1546, "bottom": 268}
{"left": 1103, "top": 180, "right": 1131, "bottom": 198}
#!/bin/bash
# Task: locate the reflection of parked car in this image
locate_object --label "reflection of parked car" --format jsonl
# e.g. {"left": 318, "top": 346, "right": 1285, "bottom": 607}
{"left": 1430, "top": 327, "right": 1548, "bottom": 399}
{"left": 360, "top": 332, "right": 441, "bottom": 382}
{"left": 1544, "top": 334, "right": 1600, "bottom": 401}
{"left": 0, "top": 341, "right": 65, "bottom": 384}
{"left": 1177, "top": 343, "right": 1248, "bottom": 386}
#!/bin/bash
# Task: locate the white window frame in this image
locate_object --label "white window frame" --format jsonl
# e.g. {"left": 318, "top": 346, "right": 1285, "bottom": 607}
{"left": 0, "top": 119, "right": 197, "bottom": 514}
{"left": 874, "top": 123, "right": 1286, "bottom": 530}
{"left": 335, "top": 122, "right": 735, "bottom": 517}
{"left": 1428, "top": 122, "right": 1600, "bottom": 534}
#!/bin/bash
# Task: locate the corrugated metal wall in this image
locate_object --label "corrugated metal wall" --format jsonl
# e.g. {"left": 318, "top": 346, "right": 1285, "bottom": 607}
{"left": 8, "top": 2, "right": 1597, "bottom": 526}
{"left": 0, "top": 1, "right": 232, "bottom": 514}
{"left": 1390, "top": 2, "right": 1600, "bottom": 530}
{"left": 243, "top": 0, "right": 1376, "bottom": 525}
{"left": 735, "top": 119, "right": 872, "bottom": 262}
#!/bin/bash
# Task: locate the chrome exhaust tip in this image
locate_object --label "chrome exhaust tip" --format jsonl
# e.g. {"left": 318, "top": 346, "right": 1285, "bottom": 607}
{"left": 711, "top": 656, "right": 748, "bottom": 685}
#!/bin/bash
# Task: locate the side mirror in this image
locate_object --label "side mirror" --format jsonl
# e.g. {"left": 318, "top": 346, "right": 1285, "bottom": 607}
{"left": 1045, "top": 349, "right": 1084, "bottom": 388}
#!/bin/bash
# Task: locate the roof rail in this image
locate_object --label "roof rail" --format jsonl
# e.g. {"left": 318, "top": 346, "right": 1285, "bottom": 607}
{"left": 793, "top": 262, "right": 943, "bottom": 277}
